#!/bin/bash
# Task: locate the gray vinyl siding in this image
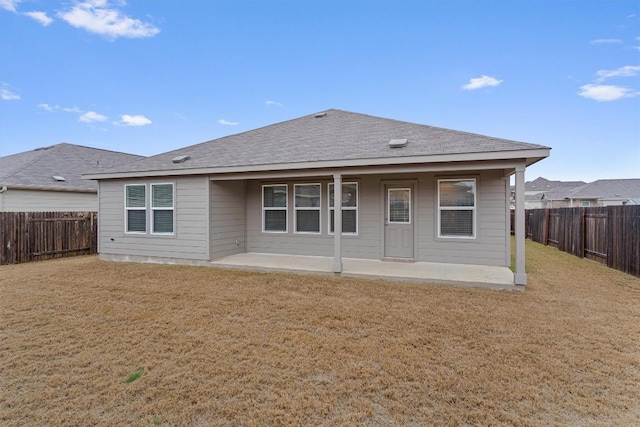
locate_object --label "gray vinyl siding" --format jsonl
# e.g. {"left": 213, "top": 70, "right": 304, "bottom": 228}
{"left": 417, "top": 170, "right": 508, "bottom": 266}
{"left": 98, "top": 176, "right": 209, "bottom": 260}
{"left": 246, "top": 170, "right": 508, "bottom": 267}
{"left": 0, "top": 189, "right": 97, "bottom": 212}
{"left": 210, "top": 180, "right": 247, "bottom": 259}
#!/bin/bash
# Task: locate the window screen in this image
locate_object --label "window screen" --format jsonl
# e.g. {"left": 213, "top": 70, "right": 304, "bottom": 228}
{"left": 125, "top": 184, "right": 146, "bottom": 233}
{"left": 295, "top": 184, "right": 320, "bottom": 233}
{"left": 263, "top": 185, "right": 287, "bottom": 232}
{"left": 329, "top": 182, "right": 358, "bottom": 234}
{"left": 438, "top": 179, "right": 476, "bottom": 238}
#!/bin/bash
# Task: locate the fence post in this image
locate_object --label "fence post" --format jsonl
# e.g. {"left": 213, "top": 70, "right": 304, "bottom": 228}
{"left": 580, "top": 208, "right": 586, "bottom": 258}
{"left": 543, "top": 208, "right": 550, "bottom": 246}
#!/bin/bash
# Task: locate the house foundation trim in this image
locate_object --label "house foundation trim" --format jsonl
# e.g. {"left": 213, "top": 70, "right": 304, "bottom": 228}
{"left": 333, "top": 173, "right": 343, "bottom": 272}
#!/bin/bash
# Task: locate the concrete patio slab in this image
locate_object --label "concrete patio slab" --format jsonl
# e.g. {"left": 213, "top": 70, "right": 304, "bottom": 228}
{"left": 211, "top": 253, "right": 520, "bottom": 291}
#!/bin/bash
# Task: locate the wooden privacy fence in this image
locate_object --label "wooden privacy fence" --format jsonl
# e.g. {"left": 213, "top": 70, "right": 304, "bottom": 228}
{"left": 0, "top": 212, "right": 97, "bottom": 265}
{"left": 512, "top": 206, "right": 640, "bottom": 277}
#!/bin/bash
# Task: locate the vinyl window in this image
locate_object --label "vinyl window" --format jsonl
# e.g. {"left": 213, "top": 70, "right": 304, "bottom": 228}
{"left": 263, "top": 185, "right": 288, "bottom": 232}
{"left": 438, "top": 178, "right": 476, "bottom": 238}
{"left": 329, "top": 182, "right": 358, "bottom": 234}
{"left": 125, "top": 184, "right": 147, "bottom": 233}
{"left": 151, "top": 183, "right": 174, "bottom": 234}
{"left": 294, "top": 184, "right": 321, "bottom": 233}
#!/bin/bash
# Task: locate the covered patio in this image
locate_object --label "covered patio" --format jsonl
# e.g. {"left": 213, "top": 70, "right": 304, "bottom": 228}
{"left": 211, "top": 252, "right": 518, "bottom": 291}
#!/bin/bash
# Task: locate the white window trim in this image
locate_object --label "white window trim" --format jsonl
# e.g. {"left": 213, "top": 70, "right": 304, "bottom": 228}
{"left": 387, "top": 187, "right": 411, "bottom": 224}
{"left": 328, "top": 182, "right": 358, "bottom": 235}
{"left": 151, "top": 183, "right": 175, "bottom": 235}
{"left": 437, "top": 178, "right": 477, "bottom": 239}
{"left": 124, "top": 184, "right": 147, "bottom": 234}
{"left": 262, "top": 184, "right": 288, "bottom": 233}
{"left": 294, "top": 183, "right": 322, "bottom": 234}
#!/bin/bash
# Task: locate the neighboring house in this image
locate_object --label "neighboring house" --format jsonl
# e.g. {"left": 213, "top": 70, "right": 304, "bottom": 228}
{"left": 84, "top": 109, "right": 550, "bottom": 285}
{"left": 0, "top": 143, "right": 143, "bottom": 212}
{"left": 510, "top": 177, "right": 586, "bottom": 209}
{"left": 544, "top": 178, "right": 640, "bottom": 207}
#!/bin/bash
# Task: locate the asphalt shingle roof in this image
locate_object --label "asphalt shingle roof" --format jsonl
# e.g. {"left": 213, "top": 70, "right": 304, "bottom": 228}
{"left": 566, "top": 179, "right": 640, "bottom": 199}
{"left": 0, "top": 143, "right": 143, "bottom": 191}
{"left": 91, "top": 109, "right": 549, "bottom": 176}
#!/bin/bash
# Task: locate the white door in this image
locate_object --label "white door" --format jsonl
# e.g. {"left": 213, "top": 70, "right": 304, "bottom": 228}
{"left": 384, "top": 186, "right": 414, "bottom": 259}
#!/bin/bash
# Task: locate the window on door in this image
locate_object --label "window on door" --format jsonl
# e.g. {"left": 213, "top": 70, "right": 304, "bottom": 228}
{"left": 388, "top": 188, "right": 411, "bottom": 224}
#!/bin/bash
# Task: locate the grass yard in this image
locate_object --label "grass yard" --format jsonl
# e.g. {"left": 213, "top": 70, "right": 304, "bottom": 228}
{"left": 1, "top": 241, "right": 639, "bottom": 426}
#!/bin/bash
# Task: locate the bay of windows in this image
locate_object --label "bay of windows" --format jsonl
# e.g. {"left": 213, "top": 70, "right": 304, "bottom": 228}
{"left": 262, "top": 182, "right": 358, "bottom": 235}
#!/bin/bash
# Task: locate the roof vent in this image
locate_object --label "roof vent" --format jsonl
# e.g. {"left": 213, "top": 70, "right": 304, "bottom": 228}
{"left": 314, "top": 112, "right": 327, "bottom": 118}
{"left": 35, "top": 146, "right": 53, "bottom": 151}
{"left": 172, "top": 155, "right": 190, "bottom": 164}
{"left": 389, "top": 138, "right": 408, "bottom": 148}
{"left": 52, "top": 175, "right": 66, "bottom": 182}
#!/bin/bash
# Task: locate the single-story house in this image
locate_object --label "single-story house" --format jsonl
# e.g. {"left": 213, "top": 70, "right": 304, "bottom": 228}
{"left": 84, "top": 109, "right": 550, "bottom": 286}
{"left": 543, "top": 178, "right": 640, "bottom": 208}
{"left": 0, "top": 143, "right": 143, "bottom": 212}
{"left": 508, "top": 177, "right": 586, "bottom": 209}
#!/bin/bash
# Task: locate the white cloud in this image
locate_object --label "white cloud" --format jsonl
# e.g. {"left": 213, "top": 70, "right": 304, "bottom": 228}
{"left": 39, "top": 103, "right": 83, "bottom": 113}
{"left": 266, "top": 100, "right": 283, "bottom": 107}
{"left": 1, "top": 88, "right": 20, "bottom": 100}
{"left": 119, "top": 114, "right": 152, "bottom": 126}
{"left": 590, "top": 38, "right": 622, "bottom": 45}
{"left": 58, "top": 0, "right": 160, "bottom": 39}
{"left": 595, "top": 65, "right": 640, "bottom": 82}
{"left": 462, "top": 75, "right": 503, "bottom": 90}
{"left": 79, "top": 111, "right": 108, "bottom": 123}
{"left": 0, "top": 0, "right": 20, "bottom": 12}
{"left": 218, "top": 119, "right": 239, "bottom": 126}
{"left": 578, "top": 84, "right": 640, "bottom": 101}
{"left": 62, "top": 106, "right": 82, "bottom": 113}
{"left": 24, "top": 11, "right": 53, "bottom": 26}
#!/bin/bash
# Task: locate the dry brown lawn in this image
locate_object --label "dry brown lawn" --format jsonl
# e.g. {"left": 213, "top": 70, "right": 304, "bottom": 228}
{"left": 1, "top": 241, "right": 639, "bottom": 426}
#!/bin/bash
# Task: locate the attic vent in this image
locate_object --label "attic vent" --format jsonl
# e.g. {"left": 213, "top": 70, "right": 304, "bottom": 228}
{"left": 172, "top": 155, "right": 190, "bottom": 164}
{"left": 52, "top": 175, "right": 66, "bottom": 182}
{"left": 35, "top": 146, "right": 53, "bottom": 151}
{"left": 389, "top": 139, "right": 408, "bottom": 148}
{"left": 314, "top": 112, "right": 327, "bottom": 118}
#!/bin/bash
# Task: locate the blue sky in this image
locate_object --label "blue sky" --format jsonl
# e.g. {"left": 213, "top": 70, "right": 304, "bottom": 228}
{"left": 1, "top": 0, "right": 639, "bottom": 182}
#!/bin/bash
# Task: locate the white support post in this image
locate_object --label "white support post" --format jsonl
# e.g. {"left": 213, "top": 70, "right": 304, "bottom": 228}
{"left": 333, "top": 173, "right": 343, "bottom": 273}
{"left": 514, "top": 166, "right": 527, "bottom": 285}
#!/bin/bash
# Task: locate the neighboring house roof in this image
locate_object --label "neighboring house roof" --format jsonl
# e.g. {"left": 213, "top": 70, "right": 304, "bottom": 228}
{"left": 524, "top": 177, "right": 586, "bottom": 193}
{"left": 0, "top": 143, "right": 144, "bottom": 192}
{"left": 525, "top": 194, "right": 545, "bottom": 202}
{"left": 539, "top": 181, "right": 590, "bottom": 201}
{"left": 564, "top": 179, "right": 640, "bottom": 200}
{"left": 85, "top": 109, "right": 550, "bottom": 179}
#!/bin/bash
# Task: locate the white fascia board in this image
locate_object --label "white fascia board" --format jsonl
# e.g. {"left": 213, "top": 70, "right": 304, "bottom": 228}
{"left": 83, "top": 148, "right": 551, "bottom": 180}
